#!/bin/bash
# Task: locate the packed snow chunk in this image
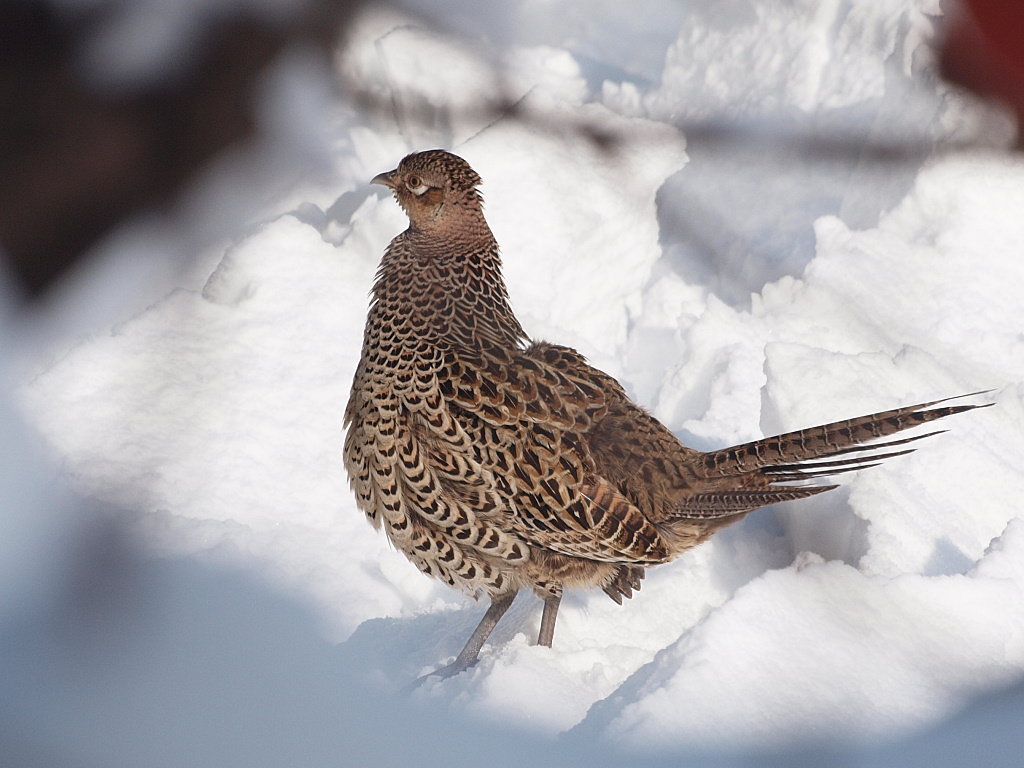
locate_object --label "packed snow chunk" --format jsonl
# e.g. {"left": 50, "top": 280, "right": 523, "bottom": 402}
{"left": 505, "top": 46, "right": 589, "bottom": 104}
{"left": 337, "top": 8, "right": 511, "bottom": 148}
{"left": 647, "top": 0, "right": 930, "bottom": 119}
{"left": 651, "top": 294, "right": 767, "bottom": 448}
{"left": 337, "top": 9, "right": 587, "bottom": 148}
{"left": 585, "top": 559, "right": 1024, "bottom": 751}
{"left": 636, "top": 0, "right": 1010, "bottom": 307}
{"left": 851, "top": 386, "right": 1024, "bottom": 579}
{"left": 972, "top": 517, "right": 1024, "bottom": 592}
{"left": 618, "top": 263, "right": 708, "bottom": 407}
{"left": 802, "top": 154, "right": 1024, "bottom": 384}
{"left": 510, "top": 0, "right": 688, "bottom": 87}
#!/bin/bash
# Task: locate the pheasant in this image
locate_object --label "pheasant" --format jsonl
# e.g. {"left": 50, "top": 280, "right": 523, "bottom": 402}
{"left": 343, "top": 149, "right": 982, "bottom": 681}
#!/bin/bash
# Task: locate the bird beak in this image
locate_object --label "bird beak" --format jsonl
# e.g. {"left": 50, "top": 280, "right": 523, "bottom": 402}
{"left": 371, "top": 169, "right": 397, "bottom": 189}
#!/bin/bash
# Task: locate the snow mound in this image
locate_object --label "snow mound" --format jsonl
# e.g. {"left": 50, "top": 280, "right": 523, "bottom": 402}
{"left": 9, "top": 0, "right": 1024, "bottom": 763}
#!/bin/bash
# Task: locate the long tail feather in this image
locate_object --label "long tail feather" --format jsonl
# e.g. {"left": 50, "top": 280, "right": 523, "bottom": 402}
{"left": 671, "top": 393, "right": 990, "bottom": 519}
{"left": 674, "top": 483, "right": 837, "bottom": 518}
{"left": 696, "top": 394, "right": 990, "bottom": 481}
{"left": 763, "top": 448, "right": 916, "bottom": 476}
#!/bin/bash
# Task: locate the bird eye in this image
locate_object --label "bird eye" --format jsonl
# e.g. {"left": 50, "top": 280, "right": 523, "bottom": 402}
{"left": 404, "top": 174, "right": 428, "bottom": 196}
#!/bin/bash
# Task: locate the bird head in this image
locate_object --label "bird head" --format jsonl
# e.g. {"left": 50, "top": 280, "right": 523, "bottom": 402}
{"left": 371, "top": 150, "right": 484, "bottom": 232}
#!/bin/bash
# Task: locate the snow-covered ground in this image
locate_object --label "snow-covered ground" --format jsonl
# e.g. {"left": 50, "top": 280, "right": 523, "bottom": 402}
{"left": 4, "top": 1, "right": 1024, "bottom": 765}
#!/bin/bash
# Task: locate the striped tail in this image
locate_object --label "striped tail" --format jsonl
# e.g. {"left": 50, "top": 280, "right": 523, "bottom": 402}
{"left": 673, "top": 393, "right": 989, "bottom": 519}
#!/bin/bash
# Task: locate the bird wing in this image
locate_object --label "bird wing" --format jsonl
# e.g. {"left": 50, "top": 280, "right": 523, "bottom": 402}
{"left": 437, "top": 341, "right": 674, "bottom": 564}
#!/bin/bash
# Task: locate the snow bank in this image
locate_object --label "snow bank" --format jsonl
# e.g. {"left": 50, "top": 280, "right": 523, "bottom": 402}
{"left": 7, "top": 0, "right": 1024, "bottom": 764}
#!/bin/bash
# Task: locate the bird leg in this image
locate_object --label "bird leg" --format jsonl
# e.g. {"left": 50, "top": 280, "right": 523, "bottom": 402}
{"left": 537, "top": 588, "right": 562, "bottom": 647}
{"left": 407, "top": 591, "right": 518, "bottom": 689}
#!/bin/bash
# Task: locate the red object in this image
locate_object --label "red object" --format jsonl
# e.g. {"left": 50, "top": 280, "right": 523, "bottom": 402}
{"left": 941, "top": 0, "right": 1024, "bottom": 138}
{"left": 965, "top": 0, "right": 1024, "bottom": 78}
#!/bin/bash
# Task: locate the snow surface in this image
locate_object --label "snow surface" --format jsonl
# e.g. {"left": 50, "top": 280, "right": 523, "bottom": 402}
{"left": 5, "top": 0, "right": 1024, "bottom": 765}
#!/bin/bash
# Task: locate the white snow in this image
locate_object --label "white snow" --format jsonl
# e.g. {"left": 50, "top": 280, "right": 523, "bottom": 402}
{"left": 5, "top": 0, "right": 1024, "bottom": 765}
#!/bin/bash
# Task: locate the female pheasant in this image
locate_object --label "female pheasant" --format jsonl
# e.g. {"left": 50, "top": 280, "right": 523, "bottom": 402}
{"left": 344, "top": 149, "right": 980, "bottom": 681}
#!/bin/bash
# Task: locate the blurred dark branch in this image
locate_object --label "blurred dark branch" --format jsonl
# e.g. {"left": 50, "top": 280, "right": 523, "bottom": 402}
{"left": 338, "top": 66, "right": 993, "bottom": 170}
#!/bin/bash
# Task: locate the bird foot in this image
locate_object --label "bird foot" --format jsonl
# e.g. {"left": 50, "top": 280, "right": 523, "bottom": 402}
{"left": 403, "top": 656, "right": 477, "bottom": 693}
{"left": 402, "top": 591, "right": 519, "bottom": 693}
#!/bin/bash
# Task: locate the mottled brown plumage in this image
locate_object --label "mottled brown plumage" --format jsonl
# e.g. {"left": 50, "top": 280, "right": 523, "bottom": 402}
{"left": 343, "top": 149, "right": 983, "bottom": 681}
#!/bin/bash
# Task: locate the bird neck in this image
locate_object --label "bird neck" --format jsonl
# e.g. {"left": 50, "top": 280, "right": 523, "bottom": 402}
{"left": 372, "top": 226, "right": 527, "bottom": 351}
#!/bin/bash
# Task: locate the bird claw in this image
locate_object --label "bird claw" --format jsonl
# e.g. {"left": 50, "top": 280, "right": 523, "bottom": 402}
{"left": 402, "top": 657, "right": 475, "bottom": 694}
